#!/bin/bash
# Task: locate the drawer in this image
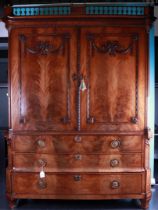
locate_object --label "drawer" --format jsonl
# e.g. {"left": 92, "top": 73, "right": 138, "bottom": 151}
{"left": 13, "top": 154, "right": 143, "bottom": 172}
{"left": 13, "top": 135, "right": 143, "bottom": 154}
{"left": 12, "top": 173, "right": 143, "bottom": 195}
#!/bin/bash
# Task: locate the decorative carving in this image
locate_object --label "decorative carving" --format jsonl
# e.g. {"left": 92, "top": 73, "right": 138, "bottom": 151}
{"left": 131, "top": 116, "right": 138, "bottom": 124}
{"left": 19, "top": 35, "right": 26, "bottom": 123}
{"left": 145, "top": 127, "right": 153, "bottom": 140}
{"left": 6, "top": 138, "right": 11, "bottom": 145}
{"left": 60, "top": 116, "right": 70, "bottom": 124}
{"left": 145, "top": 139, "right": 150, "bottom": 145}
{"left": 27, "top": 41, "right": 64, "bottom": 55}
{"left": 38, "top": 159, "right": 47, "bottom": 167}
{"left": 76, "top": 28, "right": 81, "bottom": 131}
{"left": 86, "top": 5, "right": 145, "bottom": 16}
{"left": 19, "top": 34, "right": 26, "bottom": 42}
{"left": 92, "top": 40, "right": 133, "bottom": 56}
{"left": 145, "top": 127, "right": 153, "bottom": 145}
{"left": 87, "top": 116, "right": 95, "bottom": 124}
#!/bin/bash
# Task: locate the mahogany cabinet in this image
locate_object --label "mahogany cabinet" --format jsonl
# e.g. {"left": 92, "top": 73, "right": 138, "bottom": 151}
{"left": 3, "top": 3, "right": 154, "bottom": 209}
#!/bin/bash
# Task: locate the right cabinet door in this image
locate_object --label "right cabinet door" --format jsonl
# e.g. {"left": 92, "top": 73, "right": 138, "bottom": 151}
{"left": 80, "top": 27, "right": 147, "bottom": 132}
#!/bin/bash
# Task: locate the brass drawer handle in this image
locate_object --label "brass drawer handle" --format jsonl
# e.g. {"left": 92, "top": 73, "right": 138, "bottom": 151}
{"left": 37, "top": 139, "right": 45, "bottom": 148}
{"left": 111, "top": 140, "right": 120, "bottom": 149}
{"left": 74, "top": 175, "right": 81, "bottom": 181}
{"left": 38, "top": 159, "right": 47, "bottom": 167}
{"left": 38, "top": 178, "right": 47, "bottom": 189}
{"left": 75, "top": 154, "right": 82, "bottom": 160}
{"left": 74, "top": 136, "right": 82, "bottom": 143}
{"left": 111, "top": 180, "right": 120, "bottom": 189}
{"left": 110, "top": 159, "right": 119, "bottom": 167}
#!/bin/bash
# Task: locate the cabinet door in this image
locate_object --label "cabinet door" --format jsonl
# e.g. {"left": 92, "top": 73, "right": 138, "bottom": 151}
{"left": 10, "top": 27, "right": 77, "bottom": 131}
{"left": 80, "top": 27, "right": 147, "bottom": 131}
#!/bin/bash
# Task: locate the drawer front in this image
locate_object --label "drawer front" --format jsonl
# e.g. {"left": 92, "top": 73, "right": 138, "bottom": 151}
{"left": 13, "top": 154, "right": 143, "bottom": 172}
{"left": 13, "top": 173, "right": 143, "bottom": 195}
{"left": 13, "top": 135, "right": 143, "bottom": 154}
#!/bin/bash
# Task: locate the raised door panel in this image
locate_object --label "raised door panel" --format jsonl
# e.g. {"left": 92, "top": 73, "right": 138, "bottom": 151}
{"left": 80, "top": 27, "right": 146, "bottom": 131}
{"left": 10, "top": 27, "right": 77, "bottom": 131}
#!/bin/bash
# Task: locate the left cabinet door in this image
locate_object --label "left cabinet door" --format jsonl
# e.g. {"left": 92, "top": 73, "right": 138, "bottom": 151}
{"left": 10, "top": 27, "right": 77, "bottom": 131}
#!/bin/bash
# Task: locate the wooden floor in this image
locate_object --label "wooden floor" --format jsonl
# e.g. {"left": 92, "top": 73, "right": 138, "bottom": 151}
{"left": 0, "top": 132, "right": 158, "bottom": 210}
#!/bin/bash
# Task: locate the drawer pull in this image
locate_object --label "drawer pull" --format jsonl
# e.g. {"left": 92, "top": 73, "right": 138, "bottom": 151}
{"left": 110, "top": 159, "right": 119, "bottom": 167}
{"left": 75, "top": 154, "right": 82, "bottom": 160}
{"left": 111, "top": 180, "right": 120, "bottom": 189}
{"left": 38, "top": 178, "right": 47, "bottom": 189}
{"left": 38, "top": 159, "right": 47, "bottom": 167}
{"left": 74, "top": 136, "right": 82, "bottom": 143}
{"left": 74, "top": 175, "right": 81, "bottom": 181}
{"left": 37, "top": 139, "right": 45, "bottom": 148}
{"left": 111, "top": 140, "right": 120, "bottom": 149}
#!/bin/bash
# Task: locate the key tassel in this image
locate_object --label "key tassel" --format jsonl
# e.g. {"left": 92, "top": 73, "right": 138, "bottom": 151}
{"left": 80, "top": 79, "right": 87, "bottom": 92}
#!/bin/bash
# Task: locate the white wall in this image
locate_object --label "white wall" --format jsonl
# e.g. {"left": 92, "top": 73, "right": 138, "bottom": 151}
{"left": 0, "top": 22, "right": 8, "bottom": 37}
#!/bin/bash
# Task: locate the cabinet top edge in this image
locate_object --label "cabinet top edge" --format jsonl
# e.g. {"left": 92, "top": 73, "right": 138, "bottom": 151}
{"left": 11, "top": 3, "right": 154, "bottom": 7}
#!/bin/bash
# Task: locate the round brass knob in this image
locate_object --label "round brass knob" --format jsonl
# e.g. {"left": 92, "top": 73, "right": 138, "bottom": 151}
{"left": 111, "top": 180, "right": 120, "bottom": 189}
{"left": 110, "top": 159, "right": 119, "bottom": 167}
{"left": 74, "top": 175, "right": 81, "bottom": 181}
{"left": 38, "top": 178, "right": 47, "bottom": 189}
{"left": 37, "top": 139, "right": 45, "bottom": 148}
{"left": 75, "top": 154, "right": 82, "bottom": 160}
{"left": 111, "top": 140, "right": 120, "bottom": 149}
{"left": 74, "top": 136, "right": 82, "bottom": 143}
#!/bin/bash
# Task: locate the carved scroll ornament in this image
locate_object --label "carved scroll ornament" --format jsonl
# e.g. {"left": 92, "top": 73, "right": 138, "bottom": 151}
{"left": 27, "top": 41, "right": 63, "bottom": 55}
{"left": 92, "top": 40, "right": 133, "bottom": 56}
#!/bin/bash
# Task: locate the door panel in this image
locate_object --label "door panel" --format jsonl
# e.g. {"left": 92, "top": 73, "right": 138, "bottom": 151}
{"left": 80, "top": 27, "right": 146, "bottom": 131}
{"left": 10, "top": 27, "right": 77, "bottom": 131}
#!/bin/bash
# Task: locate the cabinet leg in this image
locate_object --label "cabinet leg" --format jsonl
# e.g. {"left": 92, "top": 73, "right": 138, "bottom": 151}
{"left": 7, "top": 196, "right": 19, "bottom": 209}
{"left": 9, "top": 200, "right": 16, "bottom": 209}
{"left": 140, "top": 198, "right": 150, "bottom": 209}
